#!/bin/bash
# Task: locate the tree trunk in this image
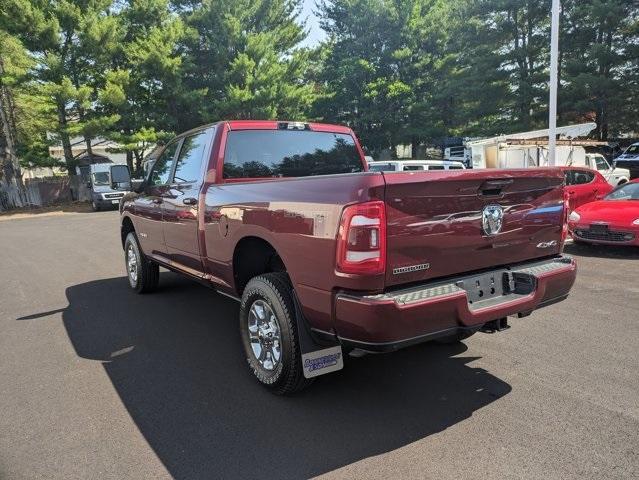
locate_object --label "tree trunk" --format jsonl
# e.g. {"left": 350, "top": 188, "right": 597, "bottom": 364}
{"left": 133, "top": 150, "right": 143, "bottom": 176}
{"left": 56, "top": 100, "right": 75, "bottom": 175}
{"left": 126, "top": 150, "right": 134, "bottom": 176}
{"left": 85, "top": 136, "right": 93, "bottom": 161}
{"left": 0, "top": 56, "right": 22, "bottom": 187}
{"left": 411, "top": 137, "right": 419, "bottom": 159}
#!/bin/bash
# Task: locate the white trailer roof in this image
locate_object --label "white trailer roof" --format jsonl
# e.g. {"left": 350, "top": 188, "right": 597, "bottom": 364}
{"left": 466, "top": 123, "right": 596, "bottom": 146}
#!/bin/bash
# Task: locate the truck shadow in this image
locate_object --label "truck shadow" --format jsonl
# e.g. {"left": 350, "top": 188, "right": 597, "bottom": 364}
{"left": 59, "top": 272, "right": 511, "bottom": 479}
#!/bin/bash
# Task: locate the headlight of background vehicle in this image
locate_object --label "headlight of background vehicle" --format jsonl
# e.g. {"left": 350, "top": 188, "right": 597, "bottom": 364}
{"left": 568, "top": 211, "right": 580, "bottom": 222}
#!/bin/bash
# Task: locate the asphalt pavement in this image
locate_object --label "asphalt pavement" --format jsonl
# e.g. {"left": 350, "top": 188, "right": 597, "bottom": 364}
{"left": 0, "top": 210, "right": 637, "bottom": 479}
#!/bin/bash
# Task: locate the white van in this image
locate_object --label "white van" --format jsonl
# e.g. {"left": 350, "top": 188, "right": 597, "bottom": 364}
{"left": 584, "top": 153, "right": 630, "bottom": 186}
{"left": 367, "top": 159, "right": 466, "bottom": 172}
{"left": 77, "top": 163, "right": 132, "bottom": 211}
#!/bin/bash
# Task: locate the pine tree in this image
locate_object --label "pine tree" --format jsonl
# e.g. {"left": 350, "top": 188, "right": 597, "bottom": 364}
{"left": 182, "top": 0, "right": 315, "bottom": 122}
{"left": 559, "top": 0, "right": 639, "bottom": 139}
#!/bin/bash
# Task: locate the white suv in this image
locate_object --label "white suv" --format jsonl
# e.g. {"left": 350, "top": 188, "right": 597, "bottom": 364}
{"left": 367, "top": 159, "right": 466, "bottom": 172}
{"left": 584, "top": 153, "right": 629, "bottom": 187}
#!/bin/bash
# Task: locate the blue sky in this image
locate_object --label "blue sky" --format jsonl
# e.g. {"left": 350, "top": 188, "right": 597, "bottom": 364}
{"left": 300, "top": 0, "right": 326, "bottom": 47}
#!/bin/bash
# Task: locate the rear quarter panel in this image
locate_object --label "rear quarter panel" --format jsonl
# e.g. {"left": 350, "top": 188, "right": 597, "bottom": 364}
{"left": 202, "top": 173, "right": 385, "bottom": 331}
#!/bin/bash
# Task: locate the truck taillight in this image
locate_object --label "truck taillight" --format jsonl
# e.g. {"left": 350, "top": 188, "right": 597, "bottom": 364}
{"left": 336, "top": 201, "right": 386, "bottom": 275}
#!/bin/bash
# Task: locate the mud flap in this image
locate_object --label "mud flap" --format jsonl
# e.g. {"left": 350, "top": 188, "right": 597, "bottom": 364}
{"left": 292, "top": 291, "right": 344, "bottom": 379}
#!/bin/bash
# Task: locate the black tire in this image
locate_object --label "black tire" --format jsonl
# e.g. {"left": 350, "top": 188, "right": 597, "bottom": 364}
{"left": 124, "top": 232, "right": 159, "bottom": 294}
{"left": 435, "top": 330, "right": 475, "bottom": 344}
{"left": 92, "top": 200, "right": 101, "bottom": 212}
{"left": 239, "top": 273, "right": 313, "bottom": 395}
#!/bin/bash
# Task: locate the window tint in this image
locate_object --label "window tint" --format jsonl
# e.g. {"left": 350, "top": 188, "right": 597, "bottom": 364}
{"left": 403, "top": 165, "right": 424, "bottom": 171}
{"left": 173, "top": 131, "right": 210, "bottom": 183}
{"left": 572, "top": 170, "right": 595, "bottom": 185}
{"left": 149, "top": 141, "right": 179, "bottom": 186}
{"left": 111, "top": 165, "right": 130, "bottom": 184}
{"left": 223, "top": 130, "right": 363, "bottom": 179}
{"left": 605, "top": 183, "right": 639, "bottom": 200}
{"left": 92, "top": 171, "right": 110, "bottom": 185}
{"left": 428, "top": 165, "right": 445, "bottom": 170}
{"left": 594, "top": 156, "right": 609, "bottom": 171}
{"left": 369, "top": 163, "right": 396, "bottom": 172}
{"left": 564, "top": 170, "right": 574, "bottom": 185}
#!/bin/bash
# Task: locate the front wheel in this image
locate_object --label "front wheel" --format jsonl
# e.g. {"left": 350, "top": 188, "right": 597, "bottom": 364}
{"left": 92, "top": 200, "right": 100, "bottom": 212}
{"left": 124, "top": 232, "right": 159, "bottom": 293}
{"left": 239, "top": 273, "right": 312, "bottom": 394}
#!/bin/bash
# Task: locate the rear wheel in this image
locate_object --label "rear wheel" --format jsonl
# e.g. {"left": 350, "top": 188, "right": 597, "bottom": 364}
{"left": 124, "top": 232, "right": 159, "bottom": 293}
{"left": 239, "top": 273, "right": 312, "bottom": 394}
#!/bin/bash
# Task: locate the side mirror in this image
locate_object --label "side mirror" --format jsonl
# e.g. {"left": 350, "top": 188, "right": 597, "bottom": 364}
{"left": 131, "top": 178, "right": 146, "bottom": 193}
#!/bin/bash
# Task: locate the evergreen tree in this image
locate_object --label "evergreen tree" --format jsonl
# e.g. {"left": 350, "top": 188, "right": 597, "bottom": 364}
{"left": 559, "top": 0, "right": 639, "bottom": 139}
{"left": 0, "top": 0, "right": 120, "bottom": 173}
{"left": 182, "top": 0, "right": 315, "bottom": 122}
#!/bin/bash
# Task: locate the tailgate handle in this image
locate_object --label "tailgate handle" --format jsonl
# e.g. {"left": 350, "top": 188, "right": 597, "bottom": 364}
{"left": 479, "top": 179, "right": 513, "bottom": 196}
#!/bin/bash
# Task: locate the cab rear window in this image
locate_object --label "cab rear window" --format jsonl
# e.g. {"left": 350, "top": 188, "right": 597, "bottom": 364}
{"left": 223, "top": 130, "right": 363, "bottom": 179}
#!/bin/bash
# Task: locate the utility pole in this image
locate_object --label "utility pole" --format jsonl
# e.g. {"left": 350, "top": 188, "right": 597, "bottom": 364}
{"left": 548, "top": 0, "right": 560, "bottom": 166}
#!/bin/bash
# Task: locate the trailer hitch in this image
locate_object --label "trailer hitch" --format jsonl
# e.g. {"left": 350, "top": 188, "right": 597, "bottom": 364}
{"left": 480, "top": 317, "right": 510, "bottom": 333}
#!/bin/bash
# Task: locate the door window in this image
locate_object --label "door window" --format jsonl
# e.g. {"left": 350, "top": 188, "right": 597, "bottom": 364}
{"left": 427, "top": 165, "right": 445, "bottom": 170}
{"left": 173, "top": 131, "right": 211, "bottom": 183}
{"left": 402, "top": 165, "right": 424, "bottom": 171}
{"left": 594, "top": 156, "right": 609, "bottom": 171}
{"left": 149, "top": 141, "right": 179, "bottom": 186}
{"left": 369, "top": 163, "right": 396, "bottom": 172}
{"left": 572, "top": 170, "right": 595, "bottom": 185}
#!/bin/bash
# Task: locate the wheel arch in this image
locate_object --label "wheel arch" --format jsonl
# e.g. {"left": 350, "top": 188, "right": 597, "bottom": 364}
{"left": 232, "top": 236, "right": 288, "bottom": 295}
{"left": 121, "top": 215, "right": 136, "bottom": 249}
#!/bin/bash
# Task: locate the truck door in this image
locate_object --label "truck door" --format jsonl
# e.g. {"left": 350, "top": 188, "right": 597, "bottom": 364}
{"left": 133, "top": 140, "right": 179, "bottom": 258}
{"left": 161, "top": 128, "right": 213, "bottom": 273}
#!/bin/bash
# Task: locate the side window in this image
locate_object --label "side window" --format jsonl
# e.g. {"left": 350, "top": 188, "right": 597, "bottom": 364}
{"left": 403, "top": 165, "right": 423, "bottom": 171}
{"left": 428, "top": 165, "right": 445, "bottom": 170}
{"left": 594, "top": 157, "right": 609, "bottom": 171}
{"left": 564, "top": 170, "right": 574, "bottom": 185}
{"left": 149, "top": 141, "right": 179, "bottom": 186}
{"left": 573, "top": 170, "right": 595, "bottom": 185}
{"left": 448, "top": 165, "right": 463, "bottom": 170}
{"left": 173, "top": 130, "right": 210, "bottom": 183}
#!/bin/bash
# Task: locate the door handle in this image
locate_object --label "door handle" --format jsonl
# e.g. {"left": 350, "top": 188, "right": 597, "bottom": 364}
{"left": 182, "top": 197, "right": 197, "bottom": 206}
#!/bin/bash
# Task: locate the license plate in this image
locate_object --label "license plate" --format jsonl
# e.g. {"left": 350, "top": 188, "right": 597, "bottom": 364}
{"left": 590, "top": 224, "right": 608, "bottom": 233}
{"left": 111, "top": 199, "right": 120, "bottom": 204}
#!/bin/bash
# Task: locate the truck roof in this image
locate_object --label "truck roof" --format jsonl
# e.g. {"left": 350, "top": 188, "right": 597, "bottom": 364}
{"left": 176, "top": 120, "right": 354, "bottom": 137}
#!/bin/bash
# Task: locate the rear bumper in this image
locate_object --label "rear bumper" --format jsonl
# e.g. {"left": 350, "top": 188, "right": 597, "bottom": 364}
{"left": 334, "top": 255, "right": 576, "bottom": 352}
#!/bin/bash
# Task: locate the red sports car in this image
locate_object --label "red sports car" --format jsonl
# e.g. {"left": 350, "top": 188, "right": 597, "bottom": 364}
{"left": 560, "top": 166, "right": 613, "bottom": 211}
{"left": 568, "top": 179, "right": 639, "bottom": 246}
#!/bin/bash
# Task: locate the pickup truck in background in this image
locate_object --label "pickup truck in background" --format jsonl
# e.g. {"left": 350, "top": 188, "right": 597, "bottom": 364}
{"left": 119, "top": 120, "right": 577, "bottom": 394}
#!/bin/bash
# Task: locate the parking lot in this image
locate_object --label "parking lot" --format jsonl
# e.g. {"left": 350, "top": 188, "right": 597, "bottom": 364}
{"left": 0, "top": 210, "right": 637, "bottom": 480}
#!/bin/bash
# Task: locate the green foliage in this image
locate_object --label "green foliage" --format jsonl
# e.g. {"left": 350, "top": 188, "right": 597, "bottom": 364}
{"left": 183, "top": 0, "right": 315, "bottom": 122}
{"left": 1, "top": 0, "right": 638, "bottom": 177}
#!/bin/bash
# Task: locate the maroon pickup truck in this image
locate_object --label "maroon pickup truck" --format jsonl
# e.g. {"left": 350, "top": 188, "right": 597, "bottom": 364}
{"left": 120, "top": 120, "right": 576, "bottom": 394}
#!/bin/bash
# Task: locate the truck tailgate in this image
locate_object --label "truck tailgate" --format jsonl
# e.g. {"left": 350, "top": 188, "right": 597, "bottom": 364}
{"left": 383, "top": 169, "right": 565, "bottom": 288}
